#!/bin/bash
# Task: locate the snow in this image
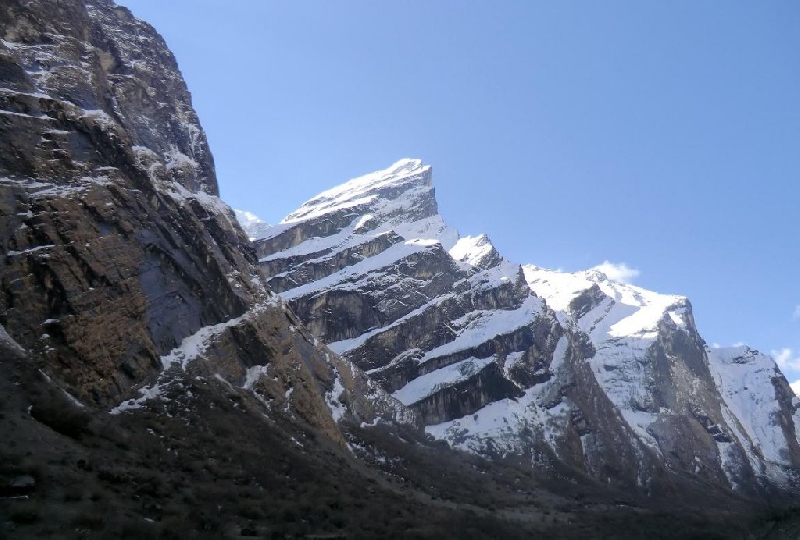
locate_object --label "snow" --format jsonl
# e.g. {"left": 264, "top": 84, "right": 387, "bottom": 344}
{"left": 61, "top": 389, "right": 86, "bottom": 409}
{"left": 162, "top": 180, "right": 231, "bottom": 217}
{"left": 6, "top": 244, "right": 55, "bottom": 256}
{"left": 325, "top": 365, "right": 347, "bottom": 421}
{"left": 449, "top": 234, "right": 496, "bottom": 267}
{"left": 243, "top": 365, "right": 270, "bottom": 390}
{"left": 81, "top": 109, "right": 117, "bottom": 128}
{"left": 279, "top": 239, "right": 436, "bottom": 301}
{"left": 503, "top": 351, "right": 527, "bottom": 378}
{"left": 466, "top": 258, "right": 520, "bottom": 293}
{"left": 523, "top": 265, "right": 687, "bottom": 341}
{"left": 0, "top": 175, "right": 116, "bottom": 201}
{"left": 327, "top": 292, "right": 456, "bottom": 355}
{"left": 418, "top": 296, "right": 544, "bottom": 365}
{"left": 110, "top": 382, "right": 166, "bottom": 415}
{"left": 0, "top": 109, "right": 52, "bottom": 120}
{"left": 164, "top": 147, "right": 198, "bottom": 171}
{"left": 708, "top": 346, "right": 791, "bottom": 469}
{"left": 251, "top": 158, "right": 797, "bottom": 476}
{"left": 255, "top": 159, "right": 458, "bottom": 254}
{"left": 426, "top": 337, "right": 571, "bottom": 457}
{"left": 283, "top": 159, "right": 429, "bottom": 223}
{"left": 519, "top": 264, "right": 694, "bottom": 450}
{"left": 258, "top": 219, "right": 369, "bottom": 263}
{"left": 0, "top": 86, "right": 52, "bottom": 100}
{"left": 393, "top": 356, "right": 496, "bottom": 406}
{"left": 160, "top": 303, "right": 269, "bottom": 369}
{"left": 283, "top": 386, "right": 294, "bottom": 412}
{"left": 234, "top": 209, "right": 272, "bottom": 239}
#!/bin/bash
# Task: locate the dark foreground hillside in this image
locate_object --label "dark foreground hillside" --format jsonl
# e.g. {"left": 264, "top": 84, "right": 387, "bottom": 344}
{"left": 1, "top": 343, "right": 786, "bottom": 539}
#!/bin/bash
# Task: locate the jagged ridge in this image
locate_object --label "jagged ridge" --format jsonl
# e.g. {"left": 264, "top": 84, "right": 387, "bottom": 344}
{"left": 249, "top": 159, "right": 800, "bottom": 496}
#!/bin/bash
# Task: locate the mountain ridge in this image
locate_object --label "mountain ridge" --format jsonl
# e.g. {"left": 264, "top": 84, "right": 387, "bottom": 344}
{"left": 247, "top": 157, "right": 800, "bottom": 495}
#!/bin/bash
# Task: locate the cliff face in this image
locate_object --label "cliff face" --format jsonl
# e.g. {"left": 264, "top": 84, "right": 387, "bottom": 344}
{"left": 253, "top": 160, "right": 562, "bottom": 428}
{"left": 252, "top": 158, "right": 800, "bottom": 495}
{"left": 0, "top": 0, "right": 409, "bottom": 442}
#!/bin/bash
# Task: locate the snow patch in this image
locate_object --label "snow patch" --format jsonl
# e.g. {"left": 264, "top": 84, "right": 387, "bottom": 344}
{"left": 110, "top": 382, "right": 166, "bottom": 415}
{"left": 243, "top": 365, "right": 270, "bottom": 390}
{"left": 450, "top": 234, "right": 495, "bottom": 267}
{"left": 325, "top": 367, "right": 347, "bottom": 422}
{"left": 426, "top": 336, "right": 570, "bottom": 457}
{"left": 419, "top": 296, "right": 544, "bottom": 365}
{"left": 393, "top": 356, "right": 496, "bottom": 406}
{"left": 160, "top": 303, "right": 269, "bottom": 369}
{"left": 708, "top": 346, "right": 792, "bottom": 470}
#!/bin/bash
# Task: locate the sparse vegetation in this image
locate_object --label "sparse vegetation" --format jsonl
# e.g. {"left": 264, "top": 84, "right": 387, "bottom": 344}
{"left": 0, "top": 352, "right": 783, "bottom": 539}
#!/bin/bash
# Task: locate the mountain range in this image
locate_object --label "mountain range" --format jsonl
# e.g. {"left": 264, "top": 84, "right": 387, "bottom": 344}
{"left": 247, "top": 158, "right": 800, "bottom": 496}
{"left": 1, "top": 0, "right": 799, "bottom": 538}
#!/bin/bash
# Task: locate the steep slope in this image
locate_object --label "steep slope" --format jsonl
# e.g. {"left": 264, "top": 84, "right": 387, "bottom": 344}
{"left": 523, "top": 266, "right": 800, "bottom": 491}
{"left": 252, "top": 159, "right": 800, "bottom": 496}
{"left": 0, "top": 0, "right": 408, "bottom": 447}
{"left": 254, "top": 159, "right": 565, "bottom": 429}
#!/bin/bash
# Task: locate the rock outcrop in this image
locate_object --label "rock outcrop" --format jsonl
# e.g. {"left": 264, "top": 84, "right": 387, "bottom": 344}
{"left": 252, "top": 158, "right": 800, "bottom": 495}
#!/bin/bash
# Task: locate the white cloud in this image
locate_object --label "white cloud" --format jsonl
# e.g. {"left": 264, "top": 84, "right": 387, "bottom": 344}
{"left": 793, "top": 305, "right": 800, "bottom": 320}
{"left": 591, "top": 261, "right": 640, "bottom": 284}
{"left": 771, "top": 348, "right": 800, "bottom": 372}
{"left": 710, "top": 341, "right": 746, "bottom": 350}
{"left": 791, "top": 380, "right": 800, "bottom": 397}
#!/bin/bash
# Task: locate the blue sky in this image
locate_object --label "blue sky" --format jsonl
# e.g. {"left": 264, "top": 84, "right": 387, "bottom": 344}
{"left": 122, "top": 1, "right": 800, "bottom": 385}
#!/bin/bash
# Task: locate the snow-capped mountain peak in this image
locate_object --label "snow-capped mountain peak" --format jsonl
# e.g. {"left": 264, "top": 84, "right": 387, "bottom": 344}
{"left": 523, "top": 264, "right": 689, "bottom": 339}
{"left": 282, "top": 158, "right": 433, "bottom": 224}
{"left": 247, "top": 160, "right": 800, "bottom": 494}
{"left": 449, "top": 234, "right": 501, "bottom": 269}
{"left": 233, "top": 209, "right": 272, "bottom": 240}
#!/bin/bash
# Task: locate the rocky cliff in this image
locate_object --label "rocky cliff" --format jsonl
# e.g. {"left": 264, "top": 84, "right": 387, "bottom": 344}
{"left": 0, "top": 0, "right": 408, "bottom": 442}
{"left": 252, "top": 158, "right": 800, "bottom": 496}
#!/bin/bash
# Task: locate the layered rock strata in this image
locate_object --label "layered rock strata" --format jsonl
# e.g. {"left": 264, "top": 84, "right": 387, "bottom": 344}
{"left": 252, "top": 159, "right": 800, "bottom": 494}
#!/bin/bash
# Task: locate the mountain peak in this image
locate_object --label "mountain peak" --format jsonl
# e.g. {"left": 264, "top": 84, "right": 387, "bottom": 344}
{"left": 282, "top": 158, "right": 433, "bottom": 224}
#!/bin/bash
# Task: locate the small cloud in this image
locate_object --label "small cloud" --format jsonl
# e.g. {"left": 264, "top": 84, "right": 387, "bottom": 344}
{"left": 591, "top": 261, "right": 640, "bottom": 284}
{"left": 711, "top": 343, "right": 721, "bottom": 349}
{"left": 791, "top": 380, "right": 800, "bottom": 397}
{"left": 732, "top": 341, "right": 745, "bottom": 348}
{"left": 771, "top": 348, "right": 800, "bottom": 372}
{"left": 793, "top": 305, "right": 800, "bottom": 320}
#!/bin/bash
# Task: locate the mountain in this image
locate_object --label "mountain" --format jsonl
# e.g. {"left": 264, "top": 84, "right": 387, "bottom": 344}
{"left": 0, "top": 1, "right": 459, "bottom": 536}
{"left": 252, "top": 158, "right": 800, "bottom": 496}
{"left": 2, "top": 0, "right": 799, "bottom": 537}
{"left": 0, "top": 0, "right": 411, "bottom": 438}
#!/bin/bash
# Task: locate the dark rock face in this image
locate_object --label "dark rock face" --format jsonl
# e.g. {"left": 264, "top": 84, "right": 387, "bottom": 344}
{"left": 0, "top": 0, "right": 216, "bottom": 193}
{"left": 0, "top": 0, "right": 410, "bottom": 440}
{"left": 0, "top": 0, "right": 252, "bottom": 407}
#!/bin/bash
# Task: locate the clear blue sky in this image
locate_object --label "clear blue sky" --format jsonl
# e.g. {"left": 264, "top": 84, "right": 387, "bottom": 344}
{"left": 121, "top": 1, "right": 800, "bottom": 383}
